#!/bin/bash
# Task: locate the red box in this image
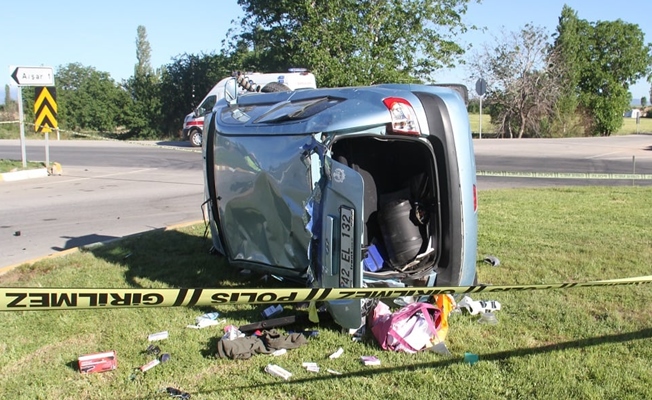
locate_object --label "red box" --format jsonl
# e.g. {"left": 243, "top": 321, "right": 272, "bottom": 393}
{"left": 78, "top": 351, "right": 117, "bottom": 374}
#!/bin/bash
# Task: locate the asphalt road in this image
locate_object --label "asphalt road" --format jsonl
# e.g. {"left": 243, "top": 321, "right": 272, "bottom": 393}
{"left": 1, "top": 139, "right": 205, "bottom": 269}
{"left": 1, "top": 135, "right": 651, "bottom": 269}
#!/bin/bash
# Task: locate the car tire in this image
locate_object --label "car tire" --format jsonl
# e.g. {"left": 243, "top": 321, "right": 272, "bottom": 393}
{"left": 189, "top": 129, "right": 202, "bottom": 147}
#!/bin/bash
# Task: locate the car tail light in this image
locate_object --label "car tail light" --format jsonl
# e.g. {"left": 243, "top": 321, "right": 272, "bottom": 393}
{"left": 382, "top": 97, "right": 420, "bottom": 135}
{"left": 473, "top": 184, "right": 478, "bottom": 212}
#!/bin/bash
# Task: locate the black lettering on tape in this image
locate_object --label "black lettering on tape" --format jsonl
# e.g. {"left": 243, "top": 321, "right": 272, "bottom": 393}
{"left": 6, "top": 293, "right": 27, "bottom": 308}
{"left": 51, "top": 293, "right": 77, "bottom": 307}
{"left": 79, "top": 293, "right": 98, "bottom": 306}
{"left": 109, "top": 293, "right": 132, "bottom": 306}
{"left": 256, "top": 292, "right": 277, "bottom": 303}
{"left": 211, "top": 292, "right": 229, "bottom": 304}
{"left": 277, "top": 292, "right": 298, "bottom": 303}
{"left": 186, "top": 289, "right": 204, "bottom": 307}
{"left": 142, "top": 293, "right": 164, "bottom": 305}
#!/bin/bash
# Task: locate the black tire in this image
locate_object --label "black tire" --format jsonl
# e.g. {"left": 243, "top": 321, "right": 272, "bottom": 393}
{"left": 261, "top": 82, "right": 291, "bottom": 93}
{"left": 189, "top": 129, "right": 202, "bottom": 147}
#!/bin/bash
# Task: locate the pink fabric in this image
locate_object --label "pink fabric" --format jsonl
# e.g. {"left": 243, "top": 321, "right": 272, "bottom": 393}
{"left": 370, "top": 301, "right": 441, "bottom": 352}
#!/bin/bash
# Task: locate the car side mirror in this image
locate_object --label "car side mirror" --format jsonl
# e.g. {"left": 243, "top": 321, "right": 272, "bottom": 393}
{"left": 224, "top": 78, "right": 238, "bottom": 105}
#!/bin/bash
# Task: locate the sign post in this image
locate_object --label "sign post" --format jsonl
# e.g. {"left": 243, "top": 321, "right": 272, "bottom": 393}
{"left": 10, "top": 66, "right": 55, "bottom": 168}
{"left": 475, "top": 78, "right": 487, "bottom": 139}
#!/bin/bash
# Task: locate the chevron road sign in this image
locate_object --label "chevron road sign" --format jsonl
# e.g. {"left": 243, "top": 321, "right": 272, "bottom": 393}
{"left": 34, "top": 87, "right": 58, "bottom": 133}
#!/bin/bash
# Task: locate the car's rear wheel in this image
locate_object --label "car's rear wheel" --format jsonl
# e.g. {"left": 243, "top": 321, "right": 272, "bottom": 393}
{"left": 189, "top": 129, "right": 202, "bottom": 147}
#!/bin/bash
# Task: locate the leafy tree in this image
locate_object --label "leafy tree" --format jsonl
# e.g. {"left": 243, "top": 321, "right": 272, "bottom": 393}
{"left": 642, "top": 96, "right": 648, "bottom": 108}
{"left": 470, "top": 24, "right": 563, "bottom": 138}
{"left": 124, "top": 25, "right": 162, "bottom": 138}
{"left": 53, "top": 63, "right": 129, "bottom": 132}
{"left": 229, "top": 0, "right": 478, "bottom": 87}
{"left": 158, "top": 52, "right": 231, "bottom": 135}
{"left": 3, "top": 84, "right": 17, "bottom": 117}
{"left": 553, "top": 9, "right": 652, "bottom": 136}
{"left": 550, "top": 5, "right": 584, "bottom": 136}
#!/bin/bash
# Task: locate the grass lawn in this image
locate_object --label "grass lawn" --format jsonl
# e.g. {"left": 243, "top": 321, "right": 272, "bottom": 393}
{"left": 468, "top": 113, "right": 652, "bottom": 136}
{"left": 0, "top": 159, "right": 45, "bottom": 173}
{"left": 1, "top": 186, "right": 652, "bottom": 399}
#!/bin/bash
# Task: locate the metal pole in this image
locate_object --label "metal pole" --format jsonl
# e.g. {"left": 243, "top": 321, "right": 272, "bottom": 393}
{"left": 18, "top": 86, "right": 27, "bottom": 168}
{"left": 45, "top": 131, "right": 50, "bottom": 169}
{"left": 479, "top": 96, "right": 483, "bottom": 140}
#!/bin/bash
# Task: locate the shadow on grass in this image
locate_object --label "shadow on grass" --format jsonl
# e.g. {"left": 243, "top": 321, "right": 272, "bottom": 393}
{"left": 203, "top": 327, "right": 652, "bottom": 393}
{"left": 87, "top": 226, "right": 328, "bottom": 330}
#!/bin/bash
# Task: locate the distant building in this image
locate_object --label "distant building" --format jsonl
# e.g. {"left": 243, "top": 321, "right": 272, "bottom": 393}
{"left": 624, "top": 109, "right": 642, "bottom": 118}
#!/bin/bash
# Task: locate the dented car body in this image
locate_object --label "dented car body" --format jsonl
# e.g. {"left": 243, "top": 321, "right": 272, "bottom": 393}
{"left": 203, "top": 83, "right": 478, "bottom": 329}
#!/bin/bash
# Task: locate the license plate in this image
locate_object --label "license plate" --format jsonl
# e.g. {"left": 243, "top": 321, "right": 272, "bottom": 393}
{"left": 339, "top": 207, "right": 354, "bottom": 288}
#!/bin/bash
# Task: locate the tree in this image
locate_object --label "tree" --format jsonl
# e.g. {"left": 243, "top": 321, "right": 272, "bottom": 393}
{"left": 550, "top": 5, "right": 584, "bottom": 136}
{"left": 54, "top": 63, "right": 129, "bottom": 132}
{"left": 3, "top": 84, "right": 17, "bottom": 117}
{"left": 124, "top": 25, "right": 162, "bottom": 138}
{"left": 229, "top": 0, "right": 478, "bottom": 87}
{"left": 642, "top": 96, "right": 648, "bottom": 108}
{"left": 469, "top": 24, "right": 563, "bottom": 138}
{"left": 158, "top": 52, "right": 231, "bottom": 135}
{"left": 553, "top": 9, "right": 652, "bottom": 136}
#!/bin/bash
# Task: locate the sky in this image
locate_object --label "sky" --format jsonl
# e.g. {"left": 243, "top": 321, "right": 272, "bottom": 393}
{"left": 2, "top": 0, "right": 651, "bottom": 104}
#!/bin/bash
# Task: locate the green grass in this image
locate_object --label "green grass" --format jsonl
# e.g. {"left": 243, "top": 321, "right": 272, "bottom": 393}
{"left": 0, "top": 159, "right": 45, "bottom": 173}
{"left": 1, "top": 187, "right": 652, "bottom": 399}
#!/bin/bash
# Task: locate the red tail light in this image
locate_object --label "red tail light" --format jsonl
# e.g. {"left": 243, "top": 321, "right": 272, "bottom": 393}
{"left": 382, "top": 97, "right": 420, "bottom": 135}
{"left": 473, "top": 184, "right": 478, "bottom": 212}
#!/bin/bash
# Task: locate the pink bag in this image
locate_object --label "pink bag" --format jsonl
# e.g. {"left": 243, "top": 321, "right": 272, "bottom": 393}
{"left": 370, "top": 301, "right": 441, "bottom": 353}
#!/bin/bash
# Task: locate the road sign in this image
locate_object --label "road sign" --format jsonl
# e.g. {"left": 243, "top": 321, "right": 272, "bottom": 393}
{"left": 11, "top": 66, "right": 54, "bottom": 86}
{"left": 475, "top": 78, "right": 487, "bottom": 96}
{"left": 34, "top": 87, "right": 57, "bottom": 133}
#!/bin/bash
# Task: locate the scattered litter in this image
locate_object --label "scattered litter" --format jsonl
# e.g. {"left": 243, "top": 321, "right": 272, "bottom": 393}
{"left": 163, "top": 387, "right": 191, "bottom": 399}
{"left": 327, "top": 368, "right": 342, "bottom": 375}
{"left": 265, "top": 364, "right": 292, "bottom": 380}
{"left": 393, "top": 296, "right": 416, "bottom": 307}
{"left": 261, "top": 304, "right": 284, "bottom": 319}
{"left": 478, "top": 312, "right": 499, "bottom": 325}
{"left": 483, "top": 255, "right": 500, "bottom": 267}
{"left": 427, "top": 341, "right": 453, "bottom": 357}
{"left": 329, "top": 347, "right": 344, "bottom": 359}
{"left": 360, "top": 356, "right": 381, "bottom": 366}
{"left": 457, "top": 296, "right": 501, "bottom": 315}
{"left": 145, "top": 345, "right": 160, "bottom": 355}
{"left": 302, "top": 362, "right": 319, "bottom": 372}
{"left": 271, "top": 349, "right": 287, "bottom": 356}
{"left": 464, "top": 352, "right": 479, "bottom": 365}
{"left": 78, "top": 350, "right": 117, "bottom": 374}
{"left": 196, "top": 312, "right": 220, "bottom": 323}
{"left": 160, "top": 353, "right": 171, "bottom": 363}
{"left": 288, "top": 330, "right": 319, "bottom": 338}
{"left": 13, "top": 231, "right": 21, "bottom": 237}
{"left": 222, "top": 325, "right": 245, "bottom": 340}
{"left": 148, "top": 331, "right": 168, "bottom": 341}
{"left": 139, "top": 358, "right": 160, "bottom": 372}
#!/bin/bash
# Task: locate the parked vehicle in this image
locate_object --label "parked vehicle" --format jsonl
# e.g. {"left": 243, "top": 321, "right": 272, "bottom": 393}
{"left": 182, "top": 71, "right": 317, "bottom": 147}
{"left": 203, "top": 81, "right": 478, "bottom": 329}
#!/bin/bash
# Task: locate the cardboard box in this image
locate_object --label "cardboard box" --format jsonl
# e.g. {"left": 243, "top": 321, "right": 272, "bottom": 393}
{"left": 78, "top": 351, "right": 117, "bottom": 374}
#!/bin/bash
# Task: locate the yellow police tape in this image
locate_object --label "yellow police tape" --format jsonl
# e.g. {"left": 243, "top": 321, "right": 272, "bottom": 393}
{"left": 2, "top": 275, "right": 652, "bottom": 311}
{"left": 477, "top": 170, "right": 652, "bottom": 180}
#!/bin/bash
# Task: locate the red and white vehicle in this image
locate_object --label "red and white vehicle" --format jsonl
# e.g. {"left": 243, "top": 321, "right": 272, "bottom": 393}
{"left": 182, "top": 71, "right": 317, "bottom": 147}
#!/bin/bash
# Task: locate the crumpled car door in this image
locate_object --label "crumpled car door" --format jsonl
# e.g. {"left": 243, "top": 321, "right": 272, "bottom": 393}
{"left": 312, "top": 154, "right": 365, "bottom": 330}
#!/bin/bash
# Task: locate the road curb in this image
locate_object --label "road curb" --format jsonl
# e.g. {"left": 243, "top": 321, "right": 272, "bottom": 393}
{"left": 0, "top": 168, "right": 49, "bottom": 182}
{"left": 0, "top": 219, "right": 205, "bottom": 276}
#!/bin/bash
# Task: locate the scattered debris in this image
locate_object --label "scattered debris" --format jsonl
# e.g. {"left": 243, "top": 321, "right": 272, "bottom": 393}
{"left": 360, "top": 356, "right": 381, "bottom": 366}
{"left": 78, "top": 350, "right": 117, "bottom": 374}
{"left": 464, "top": 352, "right": 479, "bottom": 365}
{"left": 148, "top": 331, "right": 169, "bottom": 342}
{"left": 139, "top": 358, "right": 160, "bottom": 372}
{"left": 265, "top": 364, "right": 292, "bottom": 380}
{"left": 271, "top": 348, "right": 287, "bottom": 356}
{"left": 302, "top": 362, "right": 319, "bottom": 372}
{"left": 327, "top": 368, "right": 342, "bottom": 375}
{"left": 483, "top": 255, "right": 501, "bottom": 267}
{"left": 163, "top": 387, "right": 191, "bottom": 399}
{"left": 456, "top": 296, "right": 501, "bottom": 315}
{"left": 478, "top": 312, "right": 498, "bottom": 325}
{"left": 329, "top": 347, "right": 344, "bottom": 359}
{"left": 261, "top": 304, "right": 284, "bottom": 319}
{"left": 13, "top": 231, "right": 21, "bottom": 237}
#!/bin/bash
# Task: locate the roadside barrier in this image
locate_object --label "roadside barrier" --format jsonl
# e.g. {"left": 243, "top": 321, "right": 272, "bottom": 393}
{"left": 2, "top": 275, "right": 651, "bottom": 311}
{"left": 477, "top": 170, "right": 652, "bottom": 180}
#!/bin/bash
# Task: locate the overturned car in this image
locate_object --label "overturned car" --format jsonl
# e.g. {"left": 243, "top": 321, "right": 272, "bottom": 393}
{"left": 203, "top": 81, "right": 478, "bottom": 329}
